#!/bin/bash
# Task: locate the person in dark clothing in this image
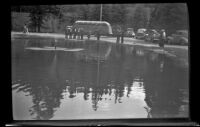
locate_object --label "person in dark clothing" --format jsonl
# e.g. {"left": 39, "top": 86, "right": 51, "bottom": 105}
{"left": 80, "top": 28, "right": 84, "bottom": 40}
{"left": 69, "top": 28, "right": 72, "bottom": 39}
{"left": 51, "top": 38, "right": 57, "bottom": 49}
{"left": 77, "top": 28, "right": 81, "bottom": 40}
{"left": 121, "top": 29, "right": 124, "bottom": 44}
{"left": 96, "top": 31, "right": 100, "bottom": 40}
{"left": 116, "top": 27, "right": 121, "bottom": 44}
{"left": 65, "top": 26, "right": 70, "bottom": 39}
{"left": 73, "top": 28, "right": 77, "bottom": 39}
{"left": 55, "top": 39, "right": 57, "bottom": 49}
{"left": 87, "top": 31, "right": 91, "bottom": 40}
{"left": 159, "top": 29, "right": 166, "bottom": 48}
{"left": 23, "top": 24, "right": 29, "bottom": 34}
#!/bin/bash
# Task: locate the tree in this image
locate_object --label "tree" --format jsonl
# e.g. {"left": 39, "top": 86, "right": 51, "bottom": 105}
{"left": 117, "top": 4, "right": 128, "bottom": 29}
{"left": 78, "top": 5, "right": 90, "bottom": 20}
{"left": 29, "top": 6, "right": 47, "bottom": 32}
{"left": 132, "top": 5, "right": 148, "bottom": 31}
{"left": 44, "top": 5, "right": 61, "bottom": 32}
{"left": 28, "top": 5, "right": 61, "bottom": 32}
{"left": 149, "top": 3, "right": 188, "bottom": 34}
{"left": 88, "top": 4, "right": 101, "bottom": 21}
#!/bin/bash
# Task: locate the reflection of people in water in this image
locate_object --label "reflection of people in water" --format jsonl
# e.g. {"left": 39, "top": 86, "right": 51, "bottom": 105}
{"left": 68, "top": 86, "right": 76, "bottom": 98}
{"left": 144, "top": 106, "right": 152, "bottom": 118}
{"left": 113, "top": 44, "right": 126, "bottom": 59}
{"left": 143, "top": 52, "right": 187, "bottom": 118}
{"left": 158, "top": 54, "right": 165, "bottom": 72}
{"left": 24, "top": 39, "right": 29, "bottom": 51}
{"left": 114, "top": 85, "right": 124, "bottom": 104}
{"left": 83, "top": 87, "right": 90, "bottom": 100}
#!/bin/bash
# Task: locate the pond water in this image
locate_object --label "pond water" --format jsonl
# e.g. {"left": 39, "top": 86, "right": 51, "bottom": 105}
{"left": 11, "top": 38, "right": 189, "bottom": 120}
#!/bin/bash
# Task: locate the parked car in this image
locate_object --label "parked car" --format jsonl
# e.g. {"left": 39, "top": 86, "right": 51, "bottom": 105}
{"left": 145, "top": 29, "right": 161, "bottom": 43}
{"left": 125, "top": 28, "right": 135, "bottom": 38}
{"left": 167, "top": 30, "right": 188, "bottom": 45}
{"left": 135, "top": 28, "right": 147, "bottom": 39}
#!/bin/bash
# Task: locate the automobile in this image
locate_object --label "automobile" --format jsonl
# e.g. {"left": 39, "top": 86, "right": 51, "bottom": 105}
{"left": 166, "top": 30, "right": 188, "bottom": 45}
{"left": 145, "top": 29, "right": 161, "bottom": 43}
{"left": 135, "top": 28, "right": 147, "bottom": 39}
{"left": 124, "top": 28, "right": 135, "bottom": 38}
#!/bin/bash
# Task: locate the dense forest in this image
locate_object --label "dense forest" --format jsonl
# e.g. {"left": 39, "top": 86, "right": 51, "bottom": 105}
{"left": 11, "top": 4, "right": 188, "bottom": 35}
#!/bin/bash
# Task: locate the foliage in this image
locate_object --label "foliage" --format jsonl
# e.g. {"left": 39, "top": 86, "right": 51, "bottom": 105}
{"left": 132, "top": 5, "right": 148, "bottom": 31}
{"left": 11, "top": 4, "right": 188, "bottom": 34}
{"left": 11, "top": 12, "right": 30, "bottom": 31}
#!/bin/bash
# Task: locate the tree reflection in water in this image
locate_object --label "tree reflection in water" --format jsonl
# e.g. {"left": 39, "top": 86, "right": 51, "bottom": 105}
{"left": 12, "top": 39, "right": 189, "bottom": 119}
{"left": 144, "top": 51, "right": 189, "bottom": 118}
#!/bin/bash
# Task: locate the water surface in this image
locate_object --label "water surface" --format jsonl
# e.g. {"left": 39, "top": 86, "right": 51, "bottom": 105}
{"left": 12, "top": 38, "right": 189, "bottom": 120}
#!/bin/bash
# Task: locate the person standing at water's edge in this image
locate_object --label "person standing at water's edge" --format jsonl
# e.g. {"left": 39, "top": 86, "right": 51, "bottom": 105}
{"left": 159, "top": 29, "right": 166, "bottom": 48}
{"left": 96, "top": 31, "right": 100, "bottom": 40}
{"left": 69, "top": 27, "right": 72, "bottom": 39}
{"left": 121, "top": 28, "right": 124, "bottom": 44}
{"left": 116, "top": 26, "right": 121, "bottom": 44}
{"left": 80, "top": 28, "right": 84, "bottom": 40}
{"left": 65, "top": 26, "right": 70, "bottom": 39}
{"left": 73, "top": 28, "right": 77, "bottom": 39}
{"left": 51, "top": 38, "right": 57, "bottom": 50}
{"left": 87, "top": 31, "right": 91, "bottom": 40}
{"left": 23, "top": 24, "right": 29, "bottom": 34}
{"left": 77, "top": 28, "right": 81, "bottom": 40}
{"left": 54, "top": 38, "right": 57, "bottom": 49}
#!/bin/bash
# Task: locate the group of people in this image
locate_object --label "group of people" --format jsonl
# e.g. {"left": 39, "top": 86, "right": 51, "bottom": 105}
{"left": 65, "top": 26, "right": 84, "bottom": 40}
{"left": 116, "top": 26, "right": 125, "bottom": 44}
{"left": 65, "top": 26, "right": 102, "bottom": 41}
{"left": 23, "top": 23, "right": 167, "bottom": 48}
{"left": 115, "top": 27, "right": 167, "bottom": 48}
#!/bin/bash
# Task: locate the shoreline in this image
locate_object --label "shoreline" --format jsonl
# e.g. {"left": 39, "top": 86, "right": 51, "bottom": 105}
{"left": 11, "top": 31, "right": 188, "bottom": 49}
{"left": 11, "top": 31, "right": 188, "bottom": 67}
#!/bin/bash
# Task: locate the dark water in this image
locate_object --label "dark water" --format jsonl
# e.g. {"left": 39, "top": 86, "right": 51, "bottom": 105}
{"left": 11, "top": 38, "right": 189, "bottom": 120}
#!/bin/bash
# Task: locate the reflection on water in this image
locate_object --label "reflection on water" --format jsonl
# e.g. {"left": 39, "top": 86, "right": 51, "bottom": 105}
{"left": 12, "top": 38, "right": 189, "bottom": 120}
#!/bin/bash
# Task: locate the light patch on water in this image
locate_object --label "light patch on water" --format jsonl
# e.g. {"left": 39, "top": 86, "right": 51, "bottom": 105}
{"left": 129, "top": 81, "right": 145, "bottom": 100}
{"left": 25, "top": 47, "right": 84, "bottom": 52}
